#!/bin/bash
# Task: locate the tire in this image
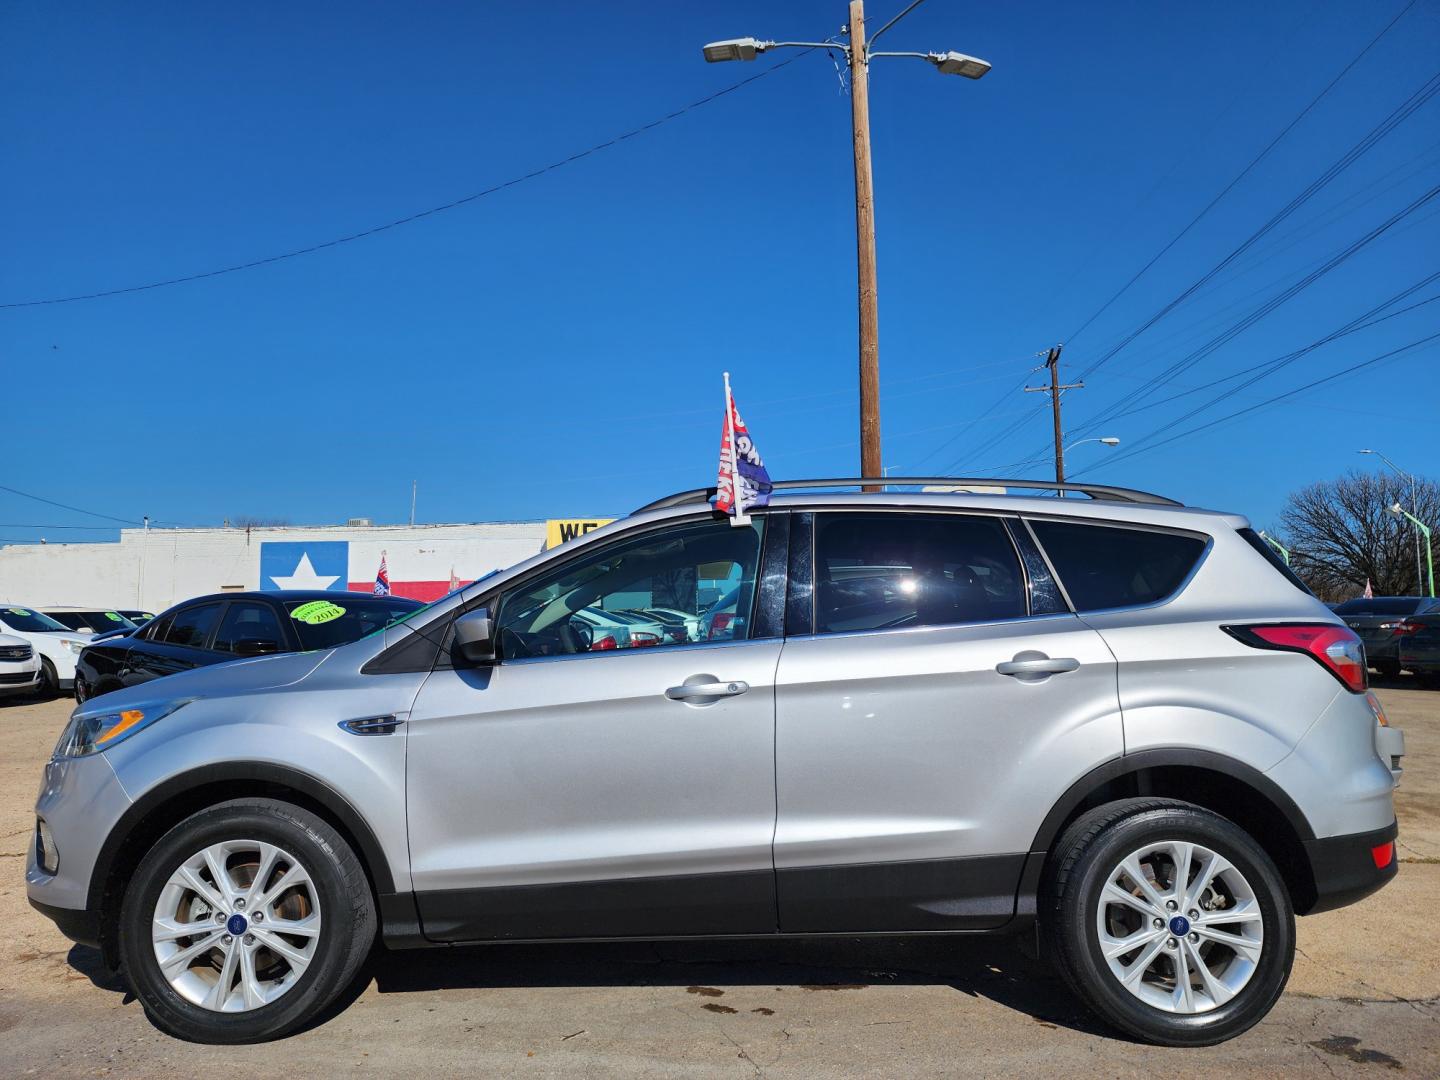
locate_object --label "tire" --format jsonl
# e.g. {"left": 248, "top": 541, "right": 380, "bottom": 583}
{"left": 1375, "top": 661, "right": 1400, "bottom": 678}
{"left": 1041, "top": 798, "right": 1294, "bottom": 1046}
{"left": 119, "top": 798, "right": 375, "bottom": 1044}
{"left": 34, "top": 658, "right": 58, "bottom": 700}
{"left": 72, "top": 673, "right": 89, "bottom": 704}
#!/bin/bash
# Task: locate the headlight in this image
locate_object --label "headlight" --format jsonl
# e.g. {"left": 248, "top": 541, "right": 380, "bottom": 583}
{"left": 54, "top": 699, "right": 193, "bottom": 758}
{"left": 62, "top": 639, "right": 85, "bottom": 655}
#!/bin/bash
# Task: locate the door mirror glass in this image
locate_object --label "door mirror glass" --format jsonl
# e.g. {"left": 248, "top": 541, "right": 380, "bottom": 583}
{"left": 454, "top": 608, "right": 497, "bottom": 665}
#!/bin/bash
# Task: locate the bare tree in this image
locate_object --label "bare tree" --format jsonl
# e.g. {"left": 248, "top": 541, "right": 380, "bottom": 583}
{"left": 228, "top": 516, "right": 292, "bottom": 528}
{"left": 1275, "top": 471, "right": 1438, "bottom": 601}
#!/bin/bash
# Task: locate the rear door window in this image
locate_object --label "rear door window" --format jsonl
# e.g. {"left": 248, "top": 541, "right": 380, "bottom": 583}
{"left": 213, "top": 602, "right": 287, "bottom": 654}
{"left": 813, "top": 512, "right": 1026, "bottom": 634}
{"left": 1028, "top": 519, "right": 1206, "bottom": 612}
{"left": 160, "top": 603, "right": 223, "bottom": 650}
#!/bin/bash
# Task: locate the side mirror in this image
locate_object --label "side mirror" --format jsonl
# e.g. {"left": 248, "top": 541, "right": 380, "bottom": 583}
{"left": 453, "top": 608, "right": 497, "bottom": 665}
{"left": 234, "top": 638, "right": 281, "bottom": 657}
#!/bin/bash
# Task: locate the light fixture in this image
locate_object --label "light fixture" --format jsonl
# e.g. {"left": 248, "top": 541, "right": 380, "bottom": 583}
{"left": 930, "top": 51, "right": 992, "bottom": 79}
{"left": 702, "top": 38, "right": 766, "bottom": 63}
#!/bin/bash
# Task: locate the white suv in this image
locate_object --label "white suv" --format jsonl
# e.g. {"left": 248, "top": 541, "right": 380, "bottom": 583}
{"left": 0, "top": 606, "right": 92, "bottom": 697}
{"left": 0, "top": 633, "right": 41, "bottom": 699}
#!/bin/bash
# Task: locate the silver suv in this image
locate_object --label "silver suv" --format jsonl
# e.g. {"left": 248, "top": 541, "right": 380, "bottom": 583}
{"left": 27, "top": 478, "right": 1406, "bottom": 1046}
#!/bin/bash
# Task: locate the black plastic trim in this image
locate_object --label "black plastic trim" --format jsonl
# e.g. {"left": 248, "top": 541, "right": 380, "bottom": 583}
{"left": 751, "top": 512, "right": 791, "bottom": 641}
{"left": 777, "top": 853, "right": 1026, "bottom": 932}
{"left": 29, "top": 897, "right": 101, "bottom": 949}
{"left": 784, "top": 512, "right": 814, "bottom": 637}
{"left": 1301, "top": 819, "right": 1399, "bottom": 915}
{"left": 88, "top": 761, "right": 397, "bottom": 919}
{"left": 1029, "top": 749, "right": 1317, "bottom": 853}
{"left": 415, "top": 869, "right": 777, "bottom": 942}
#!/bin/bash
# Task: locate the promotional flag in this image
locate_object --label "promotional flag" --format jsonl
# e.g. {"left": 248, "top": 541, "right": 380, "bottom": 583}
{"left": 373, "top": 552, "right": 391, "bottom": 595}
{"left": 714, "top": 372, "right": 772, "bottom": 525}
{"left": 1362, "top": 578, "right": 1373, "bottom": 599}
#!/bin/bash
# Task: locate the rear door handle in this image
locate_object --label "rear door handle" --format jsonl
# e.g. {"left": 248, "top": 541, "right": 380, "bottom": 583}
{"left": 996, "top": 652, "right": 1080, "bottom": 680}
{"left": 665, "top": 675, "right": 749, "bottom": 703}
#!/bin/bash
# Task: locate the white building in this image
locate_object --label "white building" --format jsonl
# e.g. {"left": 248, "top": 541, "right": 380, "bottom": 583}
{"left": 0, "top": 520, "right": 550, "bottom": 612}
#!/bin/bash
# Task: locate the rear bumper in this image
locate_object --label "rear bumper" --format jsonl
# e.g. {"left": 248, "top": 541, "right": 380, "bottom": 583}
{"left": 1301, "top": 819, "right": 1399, "bottom": 915}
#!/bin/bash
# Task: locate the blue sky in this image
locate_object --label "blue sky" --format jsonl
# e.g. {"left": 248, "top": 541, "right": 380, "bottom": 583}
{"left": 2, "top": 0, "right": 1436, "bottom": 544}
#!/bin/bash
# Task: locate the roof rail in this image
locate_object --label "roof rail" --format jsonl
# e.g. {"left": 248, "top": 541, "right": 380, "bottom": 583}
{"left": 633, "top": 477, "right": 1182, "bottom": 513}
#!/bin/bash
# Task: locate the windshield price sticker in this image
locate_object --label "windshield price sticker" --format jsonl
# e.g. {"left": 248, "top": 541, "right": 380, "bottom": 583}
{"left": 290, "top": 601, "right": 347, "bottom": 625}
{"left": 7, "top": 608, "right": 30, "bottom": 616}
{"left": 105, "top": 612, "right": 123, "bottom": 621}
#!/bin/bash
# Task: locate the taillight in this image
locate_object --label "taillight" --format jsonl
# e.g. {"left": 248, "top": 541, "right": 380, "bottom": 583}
{"left": 590, "top": 635, "right": 618, "bottom": 651}
{"left": 708, "top": 613, "right": 734, "bottom": 639}
{"left": 1390, "top": 621, "right": 1422, "bottom": 636}
{"left": 629, "top": 631, "right": 660, "bottom": 647}
{"left": 1222, "top": 622, "right": 1368, "bottom": 693}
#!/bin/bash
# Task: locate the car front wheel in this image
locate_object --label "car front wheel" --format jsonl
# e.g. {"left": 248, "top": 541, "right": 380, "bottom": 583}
{"left": 1042, "top": 798, "right": 1294, "bottom": 1046}
{"left": 119, "top": 798, "right": 375, "bottom": 1043}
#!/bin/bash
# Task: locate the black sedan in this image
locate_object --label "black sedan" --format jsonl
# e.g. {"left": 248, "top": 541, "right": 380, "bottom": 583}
{"left": 1332, "top": 596, "right": 1440, "bottom": 676}
{"left": 75, "top": 590, "right": 421, "bottom": 703}
{"left": 1399, "top": 611, "right": 1440, "bottom": 685}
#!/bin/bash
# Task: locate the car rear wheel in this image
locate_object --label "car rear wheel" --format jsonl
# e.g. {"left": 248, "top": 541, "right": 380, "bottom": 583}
{"left": 1041, "top": 798, "right": 1294, "bottom": 1046}
{"left": 119, "top": 798, "right": 375, "bottom": 1043}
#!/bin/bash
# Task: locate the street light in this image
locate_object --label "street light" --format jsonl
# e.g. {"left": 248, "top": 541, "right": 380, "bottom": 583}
{"left": 1054, "top": 437, "right": 1118, "bottom": 497}
{"left": 1258, "top": 530, "right": 1291, "bottom": 565}
{"left": 703, "top": 1, "right": 991, "bottom": 484}
{"left": 1359, "top": 448, "right": 1423, "bottom": 591}
{"left": 1063, "top": 436, "right": 1120, "bottom": 454}
{"left": 1386, "top": 502, "right": 1435, "bottom": 598}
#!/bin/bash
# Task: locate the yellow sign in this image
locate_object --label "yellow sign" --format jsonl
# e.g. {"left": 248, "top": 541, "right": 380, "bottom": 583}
{"left": 546, "top": 518, "right": 614, "bottom": 548}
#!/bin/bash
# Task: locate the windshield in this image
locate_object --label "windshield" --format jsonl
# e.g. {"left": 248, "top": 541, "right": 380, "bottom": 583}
{"left": 1, "top": 607, "right": 72, "bottom": 633}
{"left": 1333, "top": 598, "right": 1425, "bottom": 616}
{"left": 285, "top": 596, "right": 423, "bottom": 651}
{"left": 43, "top": 610, "right": 136, "bottom": 632}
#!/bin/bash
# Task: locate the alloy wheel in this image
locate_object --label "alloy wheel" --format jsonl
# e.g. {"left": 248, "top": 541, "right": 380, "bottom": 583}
{"left": 1095, "top": 839, "right": 1264, "bottom": 1014}
{"left": 151, "top": 839, "right": 322, "bottom": 1013}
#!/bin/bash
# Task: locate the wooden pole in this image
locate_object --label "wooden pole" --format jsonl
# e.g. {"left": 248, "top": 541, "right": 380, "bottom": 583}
{"left": 848, "top": 0, "right": 882, "bottom": 488}
{"left": 1047, "top": 346, "right": 1065, "bottom": 486}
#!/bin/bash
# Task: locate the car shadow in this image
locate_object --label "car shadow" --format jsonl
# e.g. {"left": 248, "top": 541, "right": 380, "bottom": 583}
{"left": 68, "top": 933, "right": 1113, "bottom": 1039}
{"left": 364, "top": 934, "right": 1113, "bottom": 1037}
{"left": 1369, "top": 670, "right": 1434, "bottom": 691}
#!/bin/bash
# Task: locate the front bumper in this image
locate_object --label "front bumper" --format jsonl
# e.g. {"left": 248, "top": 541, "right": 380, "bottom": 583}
{"left": 28, "top": 896, "right": 101, "bottom": 948}
{"left": 26, "top": 752, "right": 134, "bottom": 943}
{"left": 1302, "top": 819, "right": 1399, "bottom": 915}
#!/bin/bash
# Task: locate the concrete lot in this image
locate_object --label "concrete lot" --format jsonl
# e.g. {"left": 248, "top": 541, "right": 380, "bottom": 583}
{"left": 2, "top": 681, "right": 1436, "bottom": 1077}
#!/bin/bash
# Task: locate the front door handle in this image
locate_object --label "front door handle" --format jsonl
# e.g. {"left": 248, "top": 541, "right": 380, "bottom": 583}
{"left": 996, "top": 651, "right": 1080, "bottom": 681}
{"left": 665, "top": 675, "right": 749, "bottom": 703}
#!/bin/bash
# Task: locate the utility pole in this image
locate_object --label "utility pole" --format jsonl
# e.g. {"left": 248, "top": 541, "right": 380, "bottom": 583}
{"left": 1025, "top": 345, "right": 1084, "bottom": 490}
{"left": 410, "top": 480, "right": 417, "bottom": 527}
{"left": 848, "top": 0, "right": 881, "bottom": 487}
{"left": 700, "top": 10, "right": 991, "bottom": 486}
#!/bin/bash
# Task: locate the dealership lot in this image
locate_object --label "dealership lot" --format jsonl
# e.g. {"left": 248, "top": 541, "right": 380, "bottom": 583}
{"left": 2, "top": 684, "right": 1436, "bottom": 1077}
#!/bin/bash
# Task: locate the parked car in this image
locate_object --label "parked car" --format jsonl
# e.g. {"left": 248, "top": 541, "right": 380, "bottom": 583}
{"left": 28, "top": 477, "right": 1404, "bottom": 1047}
{"left": 41, "top": 608, "right": 139, "bottom": 635}
{"left": 0, "top": 633, "right": 42, "bottom": 700}
{"left": 1397, "top": 610, "right": 1440, "bottom": 685}
{"left": 74, "top": 590, "right": 421, "bottom": 703}
{"left": 118, "top": 609, "right": 157, "bottom": 626}
{"left": 1331, "top": 596, "right": 1440, "bottom": 676}
{"left": 626, "top": 606, "right": 701, "bottom": 643}
{"left": 0, "top": 605, "right": 93, "bottom": 697}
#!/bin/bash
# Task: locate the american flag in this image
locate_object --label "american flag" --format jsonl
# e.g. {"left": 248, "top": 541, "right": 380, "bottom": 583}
{"left": 373, "top": 552, "right": 391, "bottom": 595}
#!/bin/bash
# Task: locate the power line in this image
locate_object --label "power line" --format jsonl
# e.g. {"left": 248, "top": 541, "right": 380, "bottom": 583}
{"left": 0, "top": 53, "right": 813, "bottom": 309}
{"left": 0, "top": 484, "right": 141, "bottom": 526}
{"left": 1073, "top": 330, "right": 1440, "bottom": 476}
{"left": 1075, "top": 64, "right": 1440, "bottom": 383}
{"left": 1062, "top": 0, "right": 1421, "bottom": 346}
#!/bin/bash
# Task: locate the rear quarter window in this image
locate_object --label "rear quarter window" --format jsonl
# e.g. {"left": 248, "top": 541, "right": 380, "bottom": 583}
{"left": 1236, "top": 528, "right": 1314, "bottom": 597}
{"left": 1028, "top": 519, "right": 1207, "bottom": 612}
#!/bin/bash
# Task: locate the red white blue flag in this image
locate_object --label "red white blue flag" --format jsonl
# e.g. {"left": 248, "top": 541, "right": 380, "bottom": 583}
{"left": 715, "top": 372, "right": 772, "bottom": 524}
{"left": 373, "top": 551, "right": 391, "bottom": 595}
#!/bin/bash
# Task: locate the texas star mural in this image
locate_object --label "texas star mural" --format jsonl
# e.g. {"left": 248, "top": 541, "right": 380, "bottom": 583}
{"left": 259, "top": 540, "right": 473, "bottom": 602}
